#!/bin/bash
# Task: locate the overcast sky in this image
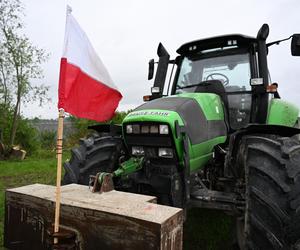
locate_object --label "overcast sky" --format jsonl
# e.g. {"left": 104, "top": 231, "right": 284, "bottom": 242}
{"left": 22, "top": 0, "right": 300, "bottom": 119}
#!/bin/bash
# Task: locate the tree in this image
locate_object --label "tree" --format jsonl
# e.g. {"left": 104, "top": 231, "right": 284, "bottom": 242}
{"left": 0, "top": 44, "right": 13, "bottom": 107}
{"left": 0, "top": 0, "right": 20, "bottom": 109}
{"left": 0, "top": 0, "right": 49, "bottom": 147}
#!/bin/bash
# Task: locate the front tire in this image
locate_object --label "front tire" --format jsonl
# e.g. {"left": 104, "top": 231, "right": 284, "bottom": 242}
{"left": 63, "top": 133, "right": 126, "bottom": 185}
{"left": 237, "top": 135, "right": 300, "bottom": 249}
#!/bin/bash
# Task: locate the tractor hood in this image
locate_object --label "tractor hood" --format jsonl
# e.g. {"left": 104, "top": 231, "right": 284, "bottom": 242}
{"left": 123, "top": 94, "right": 227, "bottom": 145}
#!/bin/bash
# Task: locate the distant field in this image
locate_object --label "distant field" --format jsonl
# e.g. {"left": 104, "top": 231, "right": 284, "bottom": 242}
{"left": 0, "top": 155, "right": 233, "bottom": 250}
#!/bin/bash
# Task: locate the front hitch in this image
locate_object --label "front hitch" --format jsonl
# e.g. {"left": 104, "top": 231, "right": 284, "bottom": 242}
{"left": 89, "top": 172, "right": 115, "bottom": 193}
{"left": 113, "top": 157, "right": 144, "bottom": 177}
{"left": 89, "top": 157, "right": 144, "bottom": 193}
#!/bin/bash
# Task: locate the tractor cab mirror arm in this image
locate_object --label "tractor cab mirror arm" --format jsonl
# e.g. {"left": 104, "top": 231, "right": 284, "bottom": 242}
{"left": 266, "top": 33, "right": 300, "bottom": 56}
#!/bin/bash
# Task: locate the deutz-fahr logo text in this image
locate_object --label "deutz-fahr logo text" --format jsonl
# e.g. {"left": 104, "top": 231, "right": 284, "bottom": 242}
{"left": 128, "top": 111, "right": 170, "bottom": 117}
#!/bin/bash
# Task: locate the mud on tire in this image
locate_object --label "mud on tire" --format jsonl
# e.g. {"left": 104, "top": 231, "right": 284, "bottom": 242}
{"left": 63, "top": 133, "right": 126, "bottom": 185}
{"left": 238, "top": 135, "right": 300, "bottom": 250}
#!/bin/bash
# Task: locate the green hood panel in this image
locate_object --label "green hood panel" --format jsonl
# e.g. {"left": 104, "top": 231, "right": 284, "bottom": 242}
{"left": 176, "top": 93, "right": 225, "bottom": 120}
{"left": 124, "top": 109, "right": 183, "bottom": 124}
{"left": 126, "top": 93, "right": 225, "bottom": 121}
{"left": 267, "top": 99, "right": 299, "bottom": 127}
{"left": 124, "top": 94, "right": 227, "bottom": 145}
{"left": 123, "top": 94, "right": 228, "bottom": 171}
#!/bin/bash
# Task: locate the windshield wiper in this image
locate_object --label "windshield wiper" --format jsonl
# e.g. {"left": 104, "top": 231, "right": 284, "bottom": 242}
{"left": 176, "top": 82, "right": 202, "bottom": 90}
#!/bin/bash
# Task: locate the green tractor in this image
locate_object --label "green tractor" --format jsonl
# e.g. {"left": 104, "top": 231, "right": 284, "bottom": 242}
{"left": 64, "top": 24, "right": 300, "bottom": 249}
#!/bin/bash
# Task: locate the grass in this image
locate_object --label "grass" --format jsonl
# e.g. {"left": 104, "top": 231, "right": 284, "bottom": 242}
{"left": 184, "top": 209, "right": 234, "bottom": 250}
{"left": 0, "top": 152, "right": 68, "bottom": 247}
{"left": 0, "top": 154, "right": 233, "bottom": 249}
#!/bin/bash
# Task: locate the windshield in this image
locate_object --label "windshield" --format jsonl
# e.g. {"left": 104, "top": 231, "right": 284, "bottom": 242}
{"left": 175, "top": 53, "right": 251, "bottom": 93}
{"left": 175, "top": 52, "right": 252, "bottom": 130}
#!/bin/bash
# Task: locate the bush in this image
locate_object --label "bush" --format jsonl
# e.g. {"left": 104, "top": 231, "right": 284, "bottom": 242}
{"left": 0, "top": 104, "right": 41, "bottom": 155}
{"left": 15, "top": 119, "right": 41, "bottom": 155}
{"left": 39, "top": 130, "right": 56, "bottom": 150}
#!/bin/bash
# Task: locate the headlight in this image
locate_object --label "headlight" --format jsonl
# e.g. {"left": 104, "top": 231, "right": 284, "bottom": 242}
{"left": 132, "top": 146, "right": 144, "bottom": 156}
{"left": 150, "top": 125, "right": 159, "bottom": 133}
{"left": 159, "top": 125, "right": 169, "bottom": 134}
{"left": 141, "top": 125, "right": 149, "bottom": 134}
{"left": 158, "top": 148, "right": 173, "bottom": 158}
{"left": 126, "top": 125, "right": 133, "bottom": 134}
{"left": 132, "top": 124, "right": 140, "bottom": 134}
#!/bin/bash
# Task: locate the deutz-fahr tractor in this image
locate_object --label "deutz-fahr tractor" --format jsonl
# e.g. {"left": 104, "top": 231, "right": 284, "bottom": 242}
{"left": 64, "top": 24, "right": 300, "bottom": 249}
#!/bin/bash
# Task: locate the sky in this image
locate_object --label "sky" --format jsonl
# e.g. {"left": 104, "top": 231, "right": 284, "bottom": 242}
{"left": 22, "top": 0, "right": 300, "bottom": 119}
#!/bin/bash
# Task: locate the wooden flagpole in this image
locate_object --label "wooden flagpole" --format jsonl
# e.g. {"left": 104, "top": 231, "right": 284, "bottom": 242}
{"left": 54, "top": 108, "right": 65, "bottom": 244}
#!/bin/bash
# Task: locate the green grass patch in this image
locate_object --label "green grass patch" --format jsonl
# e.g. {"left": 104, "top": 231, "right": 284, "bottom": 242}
{"left": 184, "top": 208, "right": 234, "bottom": 250}
{"left": 0, "top": 152, "right": 69, "bottom": 247}
{"left": 0, "top": 153, "right": 233, "bottom": 249}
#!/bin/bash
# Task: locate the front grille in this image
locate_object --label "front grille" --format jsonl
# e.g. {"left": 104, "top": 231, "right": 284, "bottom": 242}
{"left": 123, "top": 122, "right": 176, "bottom": 159}
{"left": 125, "top": 135, "right": 172, "bottom": 147}
{"left": 123, "top": 122, "right": 173, "bottom": 147}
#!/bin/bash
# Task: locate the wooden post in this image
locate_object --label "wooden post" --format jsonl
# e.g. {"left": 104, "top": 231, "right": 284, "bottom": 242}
{"left": 54, "top": 109, "right": 64, "bottom": 244}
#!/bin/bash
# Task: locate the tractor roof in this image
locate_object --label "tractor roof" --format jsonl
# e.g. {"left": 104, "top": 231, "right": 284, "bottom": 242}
{"left": 177, "top": 34, "right": 256, "bottom": 55}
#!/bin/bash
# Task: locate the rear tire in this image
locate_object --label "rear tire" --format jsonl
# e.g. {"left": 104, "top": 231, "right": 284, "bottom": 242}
{"left": 237, "top": 135, "right": 300, "bottom": 250}
{"left": 63, "top": 133, "right": 126, "bottom": 185}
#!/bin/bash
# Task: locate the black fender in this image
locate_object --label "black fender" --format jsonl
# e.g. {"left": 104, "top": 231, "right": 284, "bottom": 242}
{"left": 225, "top": 124, "right": 300, "bottom": 177}
{"left": 88, "top": 124, "right": 122, "bottom": 136}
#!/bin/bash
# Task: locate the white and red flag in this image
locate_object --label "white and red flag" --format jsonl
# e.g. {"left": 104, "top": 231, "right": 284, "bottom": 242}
{"left": 58, "top": 6, "right": 122, "bottom": 122}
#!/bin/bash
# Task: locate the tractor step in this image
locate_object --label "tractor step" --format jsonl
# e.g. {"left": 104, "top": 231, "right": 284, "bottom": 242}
{"left": 189, "top": 188, "right": 245, "bottom": 212}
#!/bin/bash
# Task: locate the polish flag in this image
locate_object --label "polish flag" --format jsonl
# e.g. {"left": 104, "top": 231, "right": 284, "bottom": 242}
{"left": 58, "top": 6, "right": 122, "bottom": 122}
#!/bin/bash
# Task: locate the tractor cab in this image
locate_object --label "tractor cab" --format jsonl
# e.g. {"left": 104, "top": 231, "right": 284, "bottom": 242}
{"left": 147, "top": 24, "right": 300, "bottom": 131}
{"left": 173, "top": 34, "right": 255, "bottom": 130}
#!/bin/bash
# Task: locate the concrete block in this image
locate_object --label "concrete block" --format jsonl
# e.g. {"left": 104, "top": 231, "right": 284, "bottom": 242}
{"left": 4, "top": 184, "right": 183, "bottom": 250}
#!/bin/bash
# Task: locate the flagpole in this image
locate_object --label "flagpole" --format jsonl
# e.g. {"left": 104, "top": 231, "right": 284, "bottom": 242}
{"left": 54, "top": 108, "right": 64, "bottom": 244}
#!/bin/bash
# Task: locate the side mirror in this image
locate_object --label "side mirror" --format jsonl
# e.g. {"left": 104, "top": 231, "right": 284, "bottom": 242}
{"left": 148, "top": 59, "right": 155, "bottom": 80}
{"left": 291, "top": 34, "right": 300, "bottom": 56}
